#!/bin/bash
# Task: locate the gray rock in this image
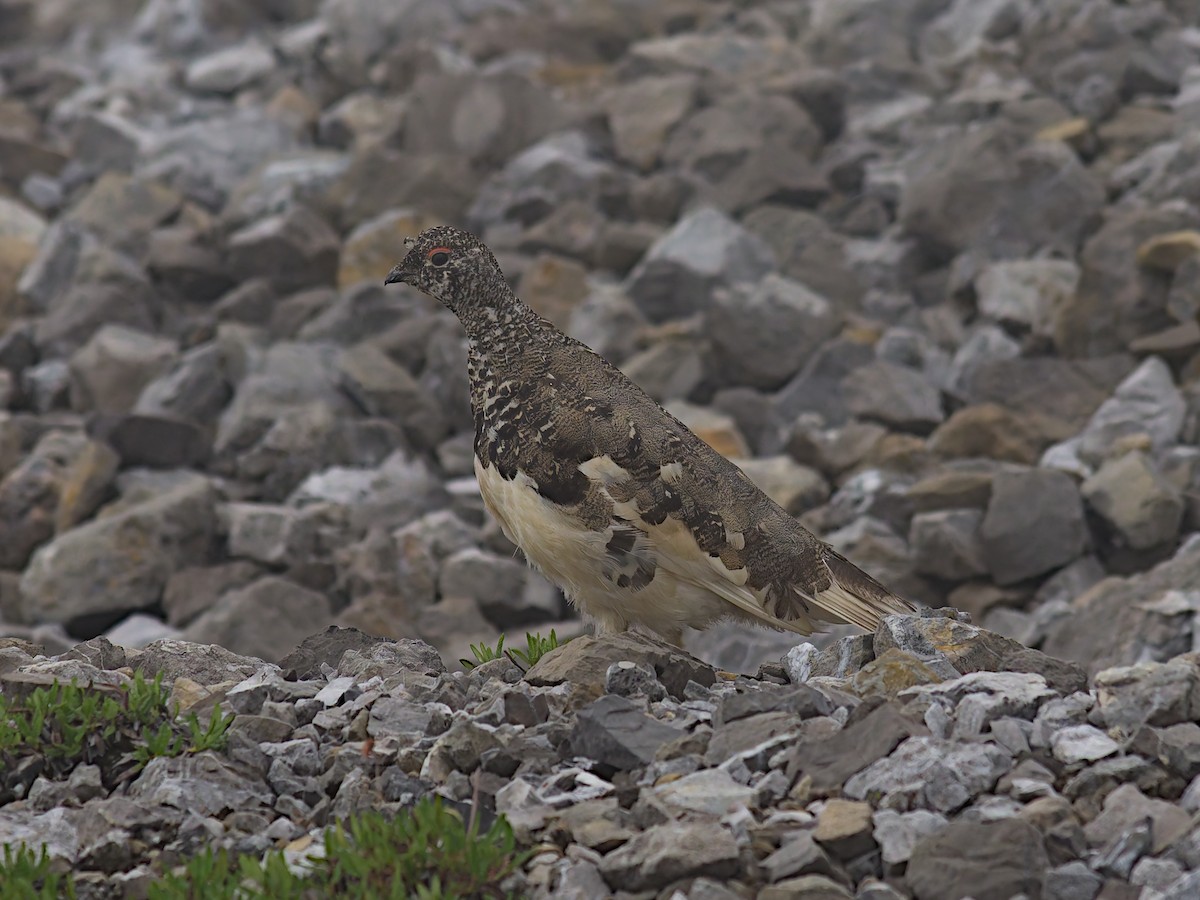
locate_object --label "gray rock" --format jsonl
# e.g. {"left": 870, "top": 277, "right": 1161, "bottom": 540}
{"left": 871, "top": 809, "right": 949, "bottom": 866}
{"left": 337, "top": 343, "right": 445, "bottom": 449}
{"left": 604, "top": 661, "right": 667, "bottom": 702}
{"left": 182, "top": 576, "right": 333, "bottom": 664}
{"left": 89, "top": 413, "right": 211, "bottom": 470}
{"left": 943, "top": 326, "right": 1022, "bottom": 401}
{"left": 759, "top": 876, "right": 852, "bottom": 900}
{"left": 843, "top": 361, "right": 945, "bottom": 433}
{"left": 975, "top": 258, "right": 1080, "bottom": 337}
{"left": 899, "top": 121, "right": 1104, "bottom": 263}
{"left": 214, "top": 342, "right": 351, "bottom": 455}
{"left": 135, "top": 342, "right": 234, "bottom": 430}
{"left": 1082, "top": 451, "right": 1183, "bottom": 550}
{"left": 104, "top": 613, "right": 181, "bottom": 650}
{"left": 138, "top": 112, "right": 299, "bottom": 211}
{"left": 68, "top": 325, "right": 177, "bottom": 414}
{"left": 1051, "top": 725, "right": 1120, "bottom": 764}
{"left": 129, "top": 753, "right": 273, "bottom": 817}
{"left": 161, "top": 561, "right": 263, "bottom": 628}
{"left": 624, "top": 206, "right": 774, "bottom": 323}
{"left": 64, "top": 172, "right": 182, "bottom": 257}
{"left": 760, "top": 831, "right": 838, "bottom": 883}
{"left": 905, "top": 818, "right": 1048, "bottom": 900}
{"left": 567, "top": 694, "right": 680, "bottom": 773}
{"left": 337, "top": 640, "right": 446, "bottom": 684}
{"left": 980, "top": 469, "right": 1088, "bottom": 584}
{"left": 468, "top": 132, "right": 621, "bottom": 230}
{"left": 0, "top": 430, "right": 118, "bottom": 571}
{"left": 1077, "top": 356, "right": 1185, "bottom": 466}
{"left": 604, "top": 75, "right": 699, "bottom": 172}
{"left": 438, "top": 548, "right": 543, "bottom": 628}
{"left": 135, "top": 639, "right": 275, "bottom": 685}
{"left": 277, "top": 626, "right": 407, "bottom": 680}
{"left": 18, "top": 475, "right": 216, "bottom": 628}
{"left": 653, "top": 768, "right": 755, "bottom": 817}
{"left": 844, "top": 736, "right": 1012, "bottom": 813}
{"left": 909, "top": 509, "right": 989, "bottom": 581}
{"left": 1083, "top": 783, "right": 1192, "bottom": 853}
{"left": 403, "top": 71, "right": 563, "bottom": 170}
{"left": 1093, "top": 658, "right": 1200, "bottom": 732}
{"left": 785, "top": 703, "right": 925, "bottom": 791}
{"left": 185, "top": 39, "right": 276, "bottom": 94}
{"left": 145, "top": 225, "right": 233, "bottom": 304}
{"left": 1043, "top": 861, "right": 1103, "bottom": 900}
{"left": 707, "top": 274, "right": 837, "bottom": 390}
{"left": 598, "top": 821, "right": 738, "bottom": 892}
{"left": 226, "top": 205, "right": 339, "bottom": 293}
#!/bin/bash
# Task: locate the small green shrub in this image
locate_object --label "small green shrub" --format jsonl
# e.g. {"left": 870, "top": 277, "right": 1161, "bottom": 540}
{"left": 146, "top": 796, "right": 527, "bottom": 900}
{"left": 461, "top": 629, "right": 562, "bottom": 671}
{"left": 0, "top": 672, "right": 234, "bottom": 796}
{"left": 0, "top": 845, "right": 75, "bottom": 900}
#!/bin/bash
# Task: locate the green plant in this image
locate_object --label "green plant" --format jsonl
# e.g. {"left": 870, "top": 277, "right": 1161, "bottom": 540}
{"left": 461, "top": 634, "right": 506, "bottom": 669}
{"left": 146, "top": 796, "right": 528, "bottom": 900}
{"left": 0, "top": 845, "right": 75, "bottom": 900}
{"left": 0, "top": 672, "right": 235, "bottom": 796}
{"left": 508, "top": 629, "right": 559, "bottom": 668}
{"left": 460, "top": 629, "right": 562, "bottom": 671}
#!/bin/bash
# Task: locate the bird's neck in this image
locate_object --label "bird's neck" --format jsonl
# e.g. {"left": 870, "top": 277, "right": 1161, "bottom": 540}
{"left": 459, "top": 292, "right": 553, "bottom": 369}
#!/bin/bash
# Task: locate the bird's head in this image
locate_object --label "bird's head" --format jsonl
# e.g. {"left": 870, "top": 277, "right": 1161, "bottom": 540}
{"left": 384, "top": 225, "right": 508, "bottom": 315}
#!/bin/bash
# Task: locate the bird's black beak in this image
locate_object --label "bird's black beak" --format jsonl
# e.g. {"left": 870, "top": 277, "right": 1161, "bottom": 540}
{"left": 384, "top": 264, "right": 411, "bottom": 286}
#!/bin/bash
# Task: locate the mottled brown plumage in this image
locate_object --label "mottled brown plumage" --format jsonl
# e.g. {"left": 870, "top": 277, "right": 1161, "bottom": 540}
{"left": 386, "top": 226, "right": 914, "bottom": 644}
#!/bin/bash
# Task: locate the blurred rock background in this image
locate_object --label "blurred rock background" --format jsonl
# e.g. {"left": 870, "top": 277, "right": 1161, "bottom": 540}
{"left": 0, "top": 0, "right": 1198, "bottom": 677}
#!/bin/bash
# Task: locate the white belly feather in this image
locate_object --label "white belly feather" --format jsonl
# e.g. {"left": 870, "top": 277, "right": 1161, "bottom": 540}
{"left": 473, "top": 456, "right": 730, "bottom": 640}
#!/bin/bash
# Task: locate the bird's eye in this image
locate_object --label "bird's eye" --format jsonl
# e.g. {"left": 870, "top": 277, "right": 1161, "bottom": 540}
{"left": 428, "top": 248, "right": 451, "bottom": 267}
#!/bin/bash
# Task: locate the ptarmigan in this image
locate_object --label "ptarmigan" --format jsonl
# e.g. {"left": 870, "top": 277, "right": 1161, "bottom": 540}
{"left": 386, "top": 226, "right": 914, "bottom": 645}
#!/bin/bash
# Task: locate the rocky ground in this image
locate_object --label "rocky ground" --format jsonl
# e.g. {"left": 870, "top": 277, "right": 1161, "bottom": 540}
{"left": 1, "top": 0, "right": 1200, "bottom": 896}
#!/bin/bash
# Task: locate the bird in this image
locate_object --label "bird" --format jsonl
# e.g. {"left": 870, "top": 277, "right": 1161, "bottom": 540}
{"left": 385, "top": 225, "right": 914, "bottom": 646}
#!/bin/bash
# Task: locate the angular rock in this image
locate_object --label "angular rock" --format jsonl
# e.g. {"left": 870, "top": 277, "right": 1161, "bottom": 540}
{"left": 1083, "top": 783, "right": 1192, "bottom": 853}
{"left": 905, "top": 819, "right": 1048, "bottom": 900}
{"left": 226, "top": 206, "right": 339, "bottom": 294}
{"left": 786, "top": 702, "right": 926, "bottom": 790}
{"left": 0, "top": 430, "right": 118, "bottom": 571}
{"left": 185, "top": 39, "right": 275, "bottom": 94}
{"left": 182, "top": 576, "right": 333, "bottom": 664}
{"left": 899, "top": 122, "right": 1103, "bottom": 263}
{"left": 18, "top": 475, "right": 216, "bottom": 629}
{"left": 567, "top": 694, "right": 680, "bottom": 773}
{"left": 844, "top": 736, "right": 1012, "bottom": 813}
{"left": 1093, "top": 659, "right": 1200, "bottom": 732}
{"left": 624, "top": 207, "right": 774, "bottom": 323}
{"left": 1082, "top": 451, "right": 1183, "bottom": 550}
{"left": 135, "top": 639, "right": 275, "bottom": 685}
{"left": 872, "top": 809, "right": 949, "bottom": 866}
{"left": 525, "top": 632, "right": 715, "bottom": 703}
{"left": 843, "top": 361, "right": 944, "bottom": 433}
{"left": 980, "top": 469, "right": 1088, "bottom": 584}
{"left": 598, "top": 822, "right": 738, "bottom": 892}
{"left": 68, "top": 325, "right": 177, "bottom": 415}
{"left": 653, "top": 768, "right": 755, "bottom": 817}
{"left": 909, "top": 509, "right": 989, "bottom": 581}
{"left": 707, "top": 274, "right": 837, "bottom": 390}
{"left": 975, "top": 257, "right": 1080, "bottom": 337}
{"left": 1077, "top": 356, "right": 1185, "bottom": 466}
{"left": 604, "top": 75, "right": 699, "bottom": 171}
{"left": 1042, "top": 537, "right": 1200, "bottom": 673}
{"left": 814, "top": 798, "right": 876, "bottom": 860}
